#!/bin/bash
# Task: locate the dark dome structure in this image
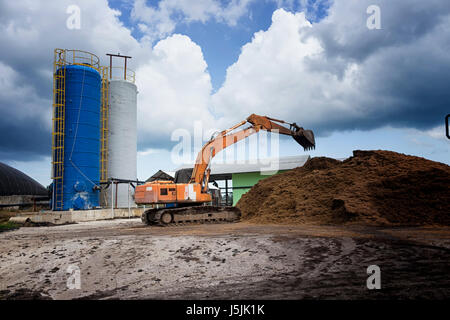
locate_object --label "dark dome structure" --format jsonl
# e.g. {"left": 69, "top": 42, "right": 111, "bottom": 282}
{"left": 0, "top": 162, "right": 48, "bottom": 196}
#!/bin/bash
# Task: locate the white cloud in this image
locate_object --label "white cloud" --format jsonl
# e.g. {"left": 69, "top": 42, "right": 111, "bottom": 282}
{"left": 137, "top": 148, "right": 167, "bottom": 156}
{"left": 0, "top": 0, "right": 150, "bottom": 161}
{"left": 0, "top": 0, "right": 221, "bottom": 162}
{"left": 136, "top": 34, "right": 215, "bottom": 149}
{"left": 212, "top": 8, "right": 361, "bottom": 130}
{"left": 0, "top": 0, "right": 144, "bottom": 65}
{"left": 212, "top": 2, "right": 450, "bottom": 134}
{"left": 132, "top": 0, "right": 254, "bottom": 42}
{"left": 424, "top": 126, "right": 447, "bottom": 141}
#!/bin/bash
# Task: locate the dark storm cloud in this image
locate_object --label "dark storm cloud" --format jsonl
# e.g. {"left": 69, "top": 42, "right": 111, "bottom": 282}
{"left": 314, "top": 2, "right": 450, "bottom": 63}
{"left": 0, "top": 128, "right": 50, "bottom": 160}
{"left": 0, "top": 89, "right": 51, "bottom": 160}
{"left": 304, "top": 0, "right": 450, "bottom": 135}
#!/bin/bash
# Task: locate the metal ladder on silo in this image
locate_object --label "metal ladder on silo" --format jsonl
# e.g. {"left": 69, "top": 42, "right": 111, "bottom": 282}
{"left": 52, "top": 49, "right": 66, "bottom": 210}
{"left": 100, "top": 66, "right": 109, "bottom": 183}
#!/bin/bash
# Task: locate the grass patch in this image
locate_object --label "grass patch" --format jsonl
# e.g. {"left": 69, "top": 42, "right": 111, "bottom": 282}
{"left": 0, "top": 221, "right": 20, "bottom": 232}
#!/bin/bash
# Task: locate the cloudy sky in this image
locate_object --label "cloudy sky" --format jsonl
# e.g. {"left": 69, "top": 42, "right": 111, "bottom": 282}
{"left": 0, "top": 0, "right": 449, "bottom": 186}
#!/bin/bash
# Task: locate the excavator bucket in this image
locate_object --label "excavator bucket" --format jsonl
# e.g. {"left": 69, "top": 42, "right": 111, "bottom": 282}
{"left": 293, "top": 129, "right": 315, "bottom": 151}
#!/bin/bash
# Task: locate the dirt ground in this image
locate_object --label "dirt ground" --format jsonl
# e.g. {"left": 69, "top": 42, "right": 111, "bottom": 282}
{"left": 0, "top": 219, "right": 449, "bottom": 300}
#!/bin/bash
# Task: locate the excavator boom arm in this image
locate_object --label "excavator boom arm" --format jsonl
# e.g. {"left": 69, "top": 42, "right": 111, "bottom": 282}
{"left": 190, "top": 114, "right": 315, "bottom": 192}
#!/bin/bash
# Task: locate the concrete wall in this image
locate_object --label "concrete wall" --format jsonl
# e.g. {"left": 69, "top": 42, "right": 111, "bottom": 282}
{"left": 231, "top": 171, "right": 287, "bottom": 205}
{"left": 19, "top": 208, "right": 145, "bottom": 225}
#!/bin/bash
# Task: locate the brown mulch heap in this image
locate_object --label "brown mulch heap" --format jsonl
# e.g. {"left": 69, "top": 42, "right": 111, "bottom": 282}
{"left": 236, "top": 150, "right": 450, "bottom": 226}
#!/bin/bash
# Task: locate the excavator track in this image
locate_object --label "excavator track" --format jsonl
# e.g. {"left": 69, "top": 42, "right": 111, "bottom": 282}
{"left": 141, "top": 206, "right": 241, "bottom": 226}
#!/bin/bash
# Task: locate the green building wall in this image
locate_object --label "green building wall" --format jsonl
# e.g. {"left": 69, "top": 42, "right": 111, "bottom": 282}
{"left": 231, "top": 171, "right": 287, "bottom": 206}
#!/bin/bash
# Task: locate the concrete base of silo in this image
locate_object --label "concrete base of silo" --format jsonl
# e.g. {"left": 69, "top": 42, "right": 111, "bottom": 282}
{"left": 9, "top": 208, "right": 146, "bottom": 225}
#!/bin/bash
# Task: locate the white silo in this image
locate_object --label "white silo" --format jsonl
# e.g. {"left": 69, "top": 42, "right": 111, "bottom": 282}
{"left": 103, "top": 76, "right": 138, "bottom": 208}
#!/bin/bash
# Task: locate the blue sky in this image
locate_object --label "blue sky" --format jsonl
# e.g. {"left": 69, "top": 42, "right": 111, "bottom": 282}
{"left": 108, "top": 0, "right": 278, "bottom": 91}
{"left": 171, "top": 0, "right": 288, "bottom": 91}
{"left": 108, "top": 0, "right": 332, "bottom": 91}
{"left": 0, "top": 0, "right": 449, "bottom": 186}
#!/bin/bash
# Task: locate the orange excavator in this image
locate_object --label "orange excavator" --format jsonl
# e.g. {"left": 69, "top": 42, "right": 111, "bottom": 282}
{"left": 135, "top": 114, "right": 315, "bottom": 225}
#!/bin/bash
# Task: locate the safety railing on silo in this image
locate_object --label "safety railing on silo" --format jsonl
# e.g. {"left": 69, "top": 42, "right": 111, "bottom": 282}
{"left": 100, "top": 66, "right": 109, "bottom": 183}
{"left": 52, "top": 49, "right": 67, "bottom": 210}
{"left": 66, "top": 49, "right": 101, "bottom": 72}
{"left": 109, "top": 67, "right": 136, "bottom": 83}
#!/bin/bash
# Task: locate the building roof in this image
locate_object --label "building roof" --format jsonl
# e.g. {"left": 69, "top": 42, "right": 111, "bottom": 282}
{"left": 174, "top": 155, "right": 311, "bottom": 177}
{"left": 0, "top": 162, "right": 48, "bottom": 196}
{"left": 146, "top": 170, "right": 174, "bottom": 182}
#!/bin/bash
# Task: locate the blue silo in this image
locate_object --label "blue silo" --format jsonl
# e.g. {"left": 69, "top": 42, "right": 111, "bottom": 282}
{"left": 54, "top": 64, "right": 101, "bottom": 210}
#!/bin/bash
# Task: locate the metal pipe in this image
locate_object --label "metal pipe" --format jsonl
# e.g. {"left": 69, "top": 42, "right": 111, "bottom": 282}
{"left": 124, "top": 58, "right": 127, "bottom": 80}
{"left": 115, "top": 182, "right": 118, "bottom": 209}
{"left": 111, "top": 182, "right": 114, "bottom": 219}
{"left": 128, "top": 183, "right": 131, "bottom": 218}
{"left": 225, "top": 179, "right": 228, "bottom": 206}
{"left": 100, "top": 178, "right": 145, "bottom": 184}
